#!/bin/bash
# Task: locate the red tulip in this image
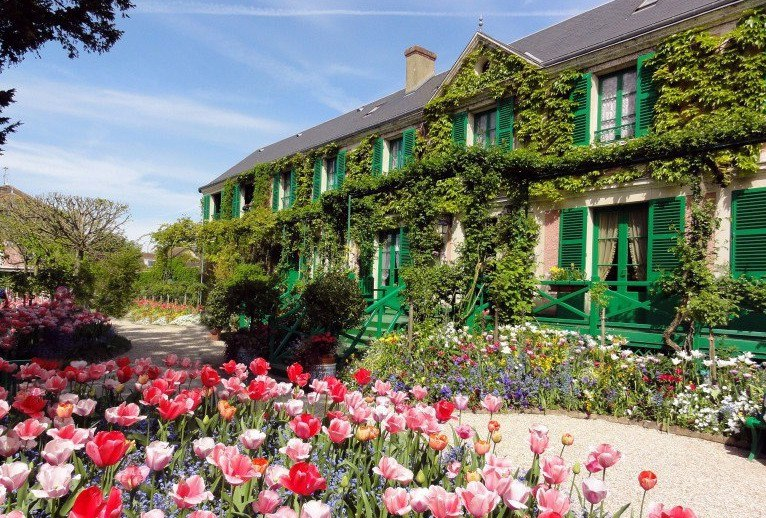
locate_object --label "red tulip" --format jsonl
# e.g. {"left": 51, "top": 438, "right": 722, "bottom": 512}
{"left": 249, "top": 357, "right": 270, "bottom": 376}
{"left": 279, "top": 462, "right": 326, "bottom": 496}
{"left": 289, "top": 414, "right": 321, "bottom": 440}
{"left": 85, "top": 431, "right": 130, "bottom": 468}
{"left": 286, "top": 363, "right": 309, "bottom": 386}
{"left": 639, "top": 470, "right": 657, "bottom": 491}
{"left": 328, "top": 381, "right": 347, "bottom": 403}
{"left": 69, "top": 486, "right": 123, "bottom": 518}
{"left": 12, "top": 393, "right": 47, "bottom": 418}
{"left": 200, "top": 365, "right": 220, "bottom": 388}
{"left": 157, "top": 396, "right": 187, "bottom": 421}
{"left": 434, "top": 400, "right": 455, "bottom": 423}
{"left": 353, "top": 368, "right": 372, "bottom": 386}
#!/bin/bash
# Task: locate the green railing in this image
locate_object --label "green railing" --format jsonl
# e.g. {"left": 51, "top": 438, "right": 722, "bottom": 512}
{"left": 339, "top": 285, "right": 407, "bottom": 361}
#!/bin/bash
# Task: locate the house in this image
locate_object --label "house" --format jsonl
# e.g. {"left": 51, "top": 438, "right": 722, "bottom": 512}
{"left": 199, "top": 0, "right": 766, "bottom": 357}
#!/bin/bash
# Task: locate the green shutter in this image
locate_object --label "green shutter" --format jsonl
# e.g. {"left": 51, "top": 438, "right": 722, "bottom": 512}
{"left": 271, "top": 175, "right": 279, "bottom": 211}
{"left": 288, "top": 168, "right": 296, "bottom": 208}
{"left": 312, "top": 158, "right": 322, "bottom": 201}
{"left": 402, "top": 128, "right": 416, "bottom": 166}
{"left": 732, "top": 188, "right": 766, "bottom": 277}
{"left": 571, "top": 73, "right": 592, "bottom": 146}
{"left": 451, "top": 112, "right": 468, "bottom": 147}
{"left": 202, "top": 194, "right": 211, "bottom": 221}
{"left": 336, "top": 150, "right": 346, "bottom": 187}
{"left": 231, "top": 183, "right": 241, "bottom": 218}
{"left": 399, "top": 227, "right": 412, "bottom": 267}
{"left": 635, "top": 52, "right": 658, "bottom": 138}
{"left": 372, "top": 137, "right": 384, "bottom": 176}
{"left": 647, "top": 196, "right": 685, "bottom": 279}
{"left": 559, "top": 207, "right": 587, "bottom": 270}
{"left": 496, "top": 97, "right": 514, "bottom": 149}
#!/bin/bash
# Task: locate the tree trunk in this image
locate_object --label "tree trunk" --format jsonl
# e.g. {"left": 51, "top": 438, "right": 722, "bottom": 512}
{"left": 600, "top": 307, "right": 606, "bottom": 348}
{"left": 662, "top": 311, "right": 684, "bottom": 352}
{"left": 708, "top": 330, "right": 717, "bottom": 384}
{"left": 493, "top": 307, "right": 499, "bottom": 343}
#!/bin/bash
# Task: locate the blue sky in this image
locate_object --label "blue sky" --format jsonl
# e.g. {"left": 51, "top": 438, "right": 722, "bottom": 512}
{"left": 0, "top": 0, "right": 604, "bottom": 247}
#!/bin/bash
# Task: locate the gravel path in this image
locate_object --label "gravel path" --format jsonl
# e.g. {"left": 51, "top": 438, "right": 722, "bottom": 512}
{"left": 461, "top": 412, "right": 764, "bottom": 518}
{"left": 112, "top": 319, "right": 226, "bottom": 365}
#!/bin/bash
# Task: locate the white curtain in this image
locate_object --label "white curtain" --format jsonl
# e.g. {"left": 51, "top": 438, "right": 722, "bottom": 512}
{"left": 598, "top": 212, "right": 619, "bottom": 279}
{"left": 628, "top": 207, "right": 648, "bottom": 280}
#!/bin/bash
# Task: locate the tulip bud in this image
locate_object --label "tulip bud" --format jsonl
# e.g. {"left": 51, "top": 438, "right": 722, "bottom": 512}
{"left": 56, "top": 402, "right": 74, "bottom": 419}
{"left": 572, "top": 462, "right": 581, "bottom": 474}
{"left": 415, "top": 469, "right": 427, "bottom": 486}
{"left": 114, "top": 383, "right": 124, "bottom": 393}
{"left": 466, "top": 471, "right": 482, "bottom": 482}
{"left": 474, "top": 440, "right": 490, "bottom": 455}
{"left": 491, "top": 431, "right": 502, "bottom": 444}
{"left": 138, "top": 374, "right": 149, "bottom": 385}
{"left": 340, "top": 474, "right": 350, "bottom": 488}
{"left": 561, "top": 433, "right": 574, "bottom": 446}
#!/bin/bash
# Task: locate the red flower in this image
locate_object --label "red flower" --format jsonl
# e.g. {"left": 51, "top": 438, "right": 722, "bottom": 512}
{"left": 434, "top": 400, "right": 456, "bottom": 423}
{"left": 286, "top": 363, "right": 306, "bottom": 385}
{"left": 247, "top": 379, "right": 270, "bottom": 401}
{"left": 249, "top": 357, "right": 270, "bottom": 376}
{"left": 12, "top": 393, "right": 47, "bottom": 418}
{"left": 221, "top": 360, "right": 238, "bottom": 375}
{"left": 200, "top": 365, "right": 220, "bottom": 388}
{"left": 116, "top": 366, "right": 133, "bottom": 383}
{"left": 115, "top": 357, "right": 131, "bottom": 368}
{"left": 328, "top": 381, "right": 347, "bottom": 403}
{"left": 157, "top": 396, "right": 187, "bottom": 421}
{"left": 353, "top": 368, "right": 372, "bottom": 386}
{"left": 638, "top": 470, "right": 657, "bottom": 491}
{"left": 85, "top": 431, "right": 130, "bottom": 468}
{"left": 279, "top": 462, "right": 327, "bottom": 496}
{"left": 289, "top": 413, "right": 322, "bottom": 439}
{"left": 70, "top": 486, "right": 123, "bottom": 518}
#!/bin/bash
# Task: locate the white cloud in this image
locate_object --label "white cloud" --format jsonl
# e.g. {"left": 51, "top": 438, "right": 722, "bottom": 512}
{"left": 1, "top": 140, "right": 202, "bottom": 241}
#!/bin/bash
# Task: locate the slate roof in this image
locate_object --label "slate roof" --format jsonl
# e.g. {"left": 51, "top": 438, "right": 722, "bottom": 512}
{"left": 509, "top": 0, "right": 745, "bottom": 66}
{"left": 201, "top": 0, "right": 746, "bottom": 190}
{"left": 200, "top": 72, "right": 446, "bottom": 190}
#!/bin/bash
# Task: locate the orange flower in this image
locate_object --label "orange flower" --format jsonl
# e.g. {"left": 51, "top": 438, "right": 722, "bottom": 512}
{"left": 638, "top": 470, "right": 657, "bottom": 491}
{"left": 429, "top": 433, "right": 448, "bottom": 451}
{"left": 474, "top": 439, "right": 490, "bottom": 455}
{"left": 217, "top": 400, "right": 237, "bottom": 421}
{"left": 487, "top": 420, "right": 500, "bottom": 433}
{"left": 355, "top": 425, "right": 379, "bottom": 442}
{"left": 561, "top": 433, "right": 574, "bottom": 446}
{"left": 56, "top": 402, "right": 74, "bottom": 419}
{"left": 252, "top": 457, "right": 269, "bottom": 475}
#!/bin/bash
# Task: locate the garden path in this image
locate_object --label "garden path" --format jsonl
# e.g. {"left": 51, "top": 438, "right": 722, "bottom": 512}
{"left": 462, "top": 412, "right": 764, "bottom": 518}
{"left": 112, "top": 319, "right": 225, "bottom": 365}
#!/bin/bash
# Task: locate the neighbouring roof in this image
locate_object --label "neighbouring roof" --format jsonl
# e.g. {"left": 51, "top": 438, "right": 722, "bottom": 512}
{"left": 200, "top": 72, "right": 446, "bottom": 190}
{"left": 508, "top": 0, "right": 744, "bottom": 66}
{"left": 201, "top": 0, "right": 746, "bottom": 190}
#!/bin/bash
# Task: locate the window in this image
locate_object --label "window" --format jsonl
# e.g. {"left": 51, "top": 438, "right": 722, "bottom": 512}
{"left": 242, "top": 183, "right": 255, "bottom": 210}
{"left": 388, "top": 138, "right": 404, "bottom": 172}
{"left": 211, "top": 192, "right": 222, "bottom": 220}
{"left": 596, "top": 69, "right": 637, "bottom": 143}
{"left": 473, "top": 109, "right": 497, "bottom": 148}
{"left": 595, "top": 204, "right": 648, "bottom": 282}
{"left": 280, "top": 171, "right": 292, "bottom": 209}
{"left": 732, "top": 188, "right": 766, "bottom": 277}
{"left": 325, "top": 156, "right": 337, "bottom": 191}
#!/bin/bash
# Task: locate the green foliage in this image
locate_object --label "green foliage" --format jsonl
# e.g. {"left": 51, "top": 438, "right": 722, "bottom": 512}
{"left": 91, "top": 242, "right": 143, "bottom": 316}
{"left": 226, "top": 264, "right": 279, "bottom": 329}
{"left": 301, "top": 271, "right": 365, "bottom": 335}
{"left": 200, "top": 283, "right": 232, "bottom": 330}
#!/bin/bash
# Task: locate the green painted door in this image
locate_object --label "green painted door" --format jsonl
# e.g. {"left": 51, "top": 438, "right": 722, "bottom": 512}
{"left": 377, "top": 228, "right": 408, "bottom": 297}
{"left": 592, "top": 204, "right": 649, "bottom": 324}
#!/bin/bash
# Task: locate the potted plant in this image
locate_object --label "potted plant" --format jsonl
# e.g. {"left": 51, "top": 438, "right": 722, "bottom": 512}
{"left": 547, "top": 265, "right": 586, "bottom": 294}
{"left": 303, "top": 332, "right": 339, "bottom": 378}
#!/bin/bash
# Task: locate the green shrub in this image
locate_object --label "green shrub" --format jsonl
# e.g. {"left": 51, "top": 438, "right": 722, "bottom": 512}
{"left": 301, "top": 271, "right": 365, "bottom": 335}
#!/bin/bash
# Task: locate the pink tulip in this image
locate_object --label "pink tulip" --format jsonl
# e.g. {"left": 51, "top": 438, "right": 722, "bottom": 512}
{"left": 41, "top": 438, "right": 74, "bottom": 465}
{"left": 279, "top": 438, "right": 312, "bottom": 462}
{"left": 30, "top": 463, "right": 73, "bottom": 499}
{"left": 300, "top": 500, "right": 331, "bottom": 518}
{"left": 455, "top": 424, "right": 474, "bottom": 440}
{"left": 105, "top": 403, "right": 146, "bottom": 427}
{"left": 0, "top": 510, "right": 24, "bottom": 518}
{"left": 217, "top": 451, "right": 258, "bottom": 485}
{"left": 535, "top": 487, "right": 570, "bottom": 515}
{"left": 383, "top": 413, "right": 406, "bottom": 434}
{"left": 265, "top": 465, "right": 289, "bottom": 489}
{"left": 586, "top": 443, "right": 622, "bottom": 473}
{"left": 427, "top": 486, "right": 463, "bottom": 518}
{"left": 284, "top": 399, "right": 304, "bottom": 417}
{"left": 73, "top": 399, "right": 97, "bottom": 417}
{"left": 383, "top": 487, "right": 411, "bottom": 516}
{"left": 502, "top": 480, "right": 532, "bottom": 510}
{"left": 648, "top": 504, "right": 698, "bottom": 518}
{"left": 485, "top": 454, "right": 514, "bottom": 471}
{"left": 529, "top": 424, "right": 549, "bottom": 455}
{"left": 253, "top": 489, "right": 282, "bottom": 514}
{"left": 145, "top": 441, "right": 175, "bottom": 471}
{"left": 140, "top": 510, "right": 165, "bottom": 518}
{"left": 410, "top": 487, "right": 430, "bottom": 513}
{"left": 582, "top": 477, "right": 609, "bottom": 505}
{"left": 542, "top": 455, "right": 568, "bottom": 485}
{"left": 446, "top": 461, "right": 461, "bottom": 480}
{"left": 323, "top": 418, "right": 353, "bottom": 444}
{"left": 192, "top": 437, "right": 215, "bottom": 459}
{"left": 13, "top": 418, "right": 48, "bottom": 441}
{"left": 0, "top": 461, "right": 30, "bottom": 491}
{"left": 0, "top": 434, "right": 21, "bottom": 457}
{"left": 0, "top": 401, "right": 8, "bottom": 420}
{"left": 170, "top": 475, "right": 214, "bottom": 509}
{"left": 239, "top": 429, "right": 266, "bottom": 450}
{"left": 116, "top": 464, "right": 150, "bottom": 491}
{"left": 480, "top": 466, "right": 511, "bottom": 493}
{"left": 46, "top": 424, "right": 91, "bottom": 449}
{"left": 266, "top": 507, "right": 298, "bottom": 518}
{"left": 456, "top": 481, "right": 500, "bottom": 518}
{"left": 373, "top": 380, "right": 391, "bottom": 396}
{"left": 410, "top": 385, "right": 428, "bottom": 401}
{"left": 373, "top": 456, "right": 414, "bottom": 485}
{"left": 481, "top": 394, "right": 503, "bottom": 413}
{"left": 188, "top": 512, "right": 218, "bottom": 518}
{"left": 453, "top": 394, "right": 469, "bottom": 410}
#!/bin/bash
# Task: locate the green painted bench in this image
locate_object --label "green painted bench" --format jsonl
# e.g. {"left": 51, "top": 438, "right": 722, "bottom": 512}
{"left": 746, "top": 395, "right": 766, "bottom": 461}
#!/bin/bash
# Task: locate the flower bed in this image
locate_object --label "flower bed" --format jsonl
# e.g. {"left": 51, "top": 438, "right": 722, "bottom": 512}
{"left": 346, "top": 324, "right": 765, "bottom": 436}
{"left": 125, "top": 299, "right": 202, "bottom": 326}
{"left": 0, "top": 288, "right": 113, "bottom": 360}
{"left": 0, "top": 356, "right": 700, "bottom": 517}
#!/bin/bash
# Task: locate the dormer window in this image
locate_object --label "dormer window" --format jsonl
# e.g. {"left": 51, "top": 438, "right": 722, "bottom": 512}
{"left": 596, "top": 68, "right": 637, "bottom": 143}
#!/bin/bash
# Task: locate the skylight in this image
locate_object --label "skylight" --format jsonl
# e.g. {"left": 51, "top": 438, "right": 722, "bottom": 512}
{"left": 635, "top": 0, "right": 658, "bottom": 12}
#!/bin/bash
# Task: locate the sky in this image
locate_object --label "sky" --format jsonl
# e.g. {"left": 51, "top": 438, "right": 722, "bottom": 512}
{"left": 0, "top": 0, "right": 606, "bottom": 248}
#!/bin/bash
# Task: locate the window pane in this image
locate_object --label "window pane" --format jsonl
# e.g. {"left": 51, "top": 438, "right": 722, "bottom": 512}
{"left": 389, "top": 139, "right": 403, "bottom": 170}
{"left": 326, "top": 158, "right": 336, "bottom": 190}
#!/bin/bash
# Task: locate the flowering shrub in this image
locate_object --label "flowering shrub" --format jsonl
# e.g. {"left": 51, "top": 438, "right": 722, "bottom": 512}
{"left": 0, "top": 356, "right": 699, "bottom": 517}
{"left": 0, "top": 288, "right": 111, "bottom": 359}
{"left": 126, "top": 299, "right": 202, "bottom": 326}
{"left": 347, "top": 323, "right": 766, "bottom": 435}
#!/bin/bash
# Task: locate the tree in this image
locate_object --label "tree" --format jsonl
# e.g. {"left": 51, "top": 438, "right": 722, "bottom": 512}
{"left": 91, "top": 241, "right": 143, "bottom": 316}
{"left": 3, "top": 193, "right": 129, "bottom": 274}
{"left": 0, "top": 0, "right": 134, "bottom": 151}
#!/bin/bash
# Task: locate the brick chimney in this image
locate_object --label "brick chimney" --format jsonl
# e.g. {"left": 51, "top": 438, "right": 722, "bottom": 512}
{"left": 404, "top": 45, "right": 436, "bottom": 93}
